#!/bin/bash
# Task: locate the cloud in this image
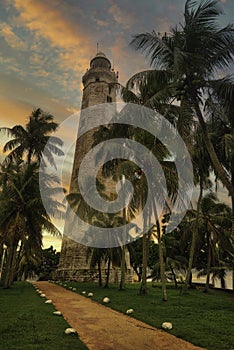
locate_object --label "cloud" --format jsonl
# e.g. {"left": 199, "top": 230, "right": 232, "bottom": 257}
{"left": 13, "top": 0, "right": 83, "bottom": 49}
{"left": 0, "top": 54, "right": 21, "bottom": 73}
{"left": 6, "top": 0, "right": 148, "bottom": 103}
{"left": 0, "top": 1, "right": 87, "bottom": 116}
{"left": 108, "top": 1, "right": 136, "bottom": 29}
{"left": 96, "top": 19, "right": 109, "bottom": 27}
{"left": 11, "top": 0, "right": 93, "bottom": 76}
{"left": 0, "top": 73, "right": 75, "bottom": 124}
{"left": 0, "top": 23, "right": 27, "bottom": 50}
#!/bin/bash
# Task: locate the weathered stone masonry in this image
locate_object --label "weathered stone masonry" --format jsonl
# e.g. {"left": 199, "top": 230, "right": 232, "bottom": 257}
{"left": 55, "top": 52, "right": 133, "bottom": 283}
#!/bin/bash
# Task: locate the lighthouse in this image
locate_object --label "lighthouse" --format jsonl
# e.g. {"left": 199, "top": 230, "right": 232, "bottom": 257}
{"left": 55, "top": 52, "right": 133, "bottom": 283}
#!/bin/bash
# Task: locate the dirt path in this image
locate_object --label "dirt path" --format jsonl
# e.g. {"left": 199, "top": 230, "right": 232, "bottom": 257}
{"left": 35, "top": 282, "right": 205, "bottom": 350}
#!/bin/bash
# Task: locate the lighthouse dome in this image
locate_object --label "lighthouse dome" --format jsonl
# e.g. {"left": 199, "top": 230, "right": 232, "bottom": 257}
{"left": 90, "top": 52, "right": 111, "bottom": 70}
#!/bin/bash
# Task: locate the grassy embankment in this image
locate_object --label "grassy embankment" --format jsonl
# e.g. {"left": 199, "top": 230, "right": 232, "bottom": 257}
{"left": 0, "top": 282, "right": 88, "bottom": 350}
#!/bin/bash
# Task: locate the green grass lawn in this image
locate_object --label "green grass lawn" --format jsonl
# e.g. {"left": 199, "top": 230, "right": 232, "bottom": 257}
{"left": 0, "top": 282, "right": 88, "bottom": 350}
{"left": 1, "top": 281, "right": 233, "bottom": 350}
{"left": 57, "top": 281, "right": 234, "bottom": 350}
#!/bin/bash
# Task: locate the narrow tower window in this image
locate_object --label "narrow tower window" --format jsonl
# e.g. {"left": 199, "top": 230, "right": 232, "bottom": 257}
{"left": 107, "top": 96, "right": 112, "bottom": 102}
{"left": 95, "top": 77, "right": 100, "bottom": 82}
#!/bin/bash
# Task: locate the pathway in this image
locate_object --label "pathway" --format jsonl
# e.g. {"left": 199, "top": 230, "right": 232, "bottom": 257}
{"left": 35, "top": 282, "right": 205, "bottom": 350}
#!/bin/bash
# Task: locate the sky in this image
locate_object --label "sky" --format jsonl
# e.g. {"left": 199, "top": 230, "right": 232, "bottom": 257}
{"left": 0, "top": 0, "right": 233, "bottom": 127}
{"left": 0, "top": 0, "right": 233, "bottom": 251}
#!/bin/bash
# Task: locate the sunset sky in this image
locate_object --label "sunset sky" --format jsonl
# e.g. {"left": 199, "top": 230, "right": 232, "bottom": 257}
{"left": 0, "top": 0, "right": 233, "bottom": 126}
{"left": 0, "top": 0, "right": 233, "bottom": 250}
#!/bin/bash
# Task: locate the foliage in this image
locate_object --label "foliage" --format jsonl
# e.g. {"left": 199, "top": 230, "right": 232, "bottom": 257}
{"left": 36, "top": 246, "right": 60, "bottom": 281}
{"left": 128, "top": 0, "right": 234, "bottom": 291}
{"left": 0, "top": 108, "right": 64, "bottom": 288}
{"left": 0, "top": 108, "right": 64, "bottom": 167}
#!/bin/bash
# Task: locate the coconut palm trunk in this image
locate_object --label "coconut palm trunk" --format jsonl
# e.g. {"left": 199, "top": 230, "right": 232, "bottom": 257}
{"left": 119, "top": 248, "right": 126, "bottom": 290}
{"left": 152, "top": 198, "right": 167, "bottom": 301}
{"left": 139, "top": 231, "right": 148, "bottom": 294}
{"left": 184, "top": 179, "right": 203, "bottom": 292}
{"left": 97, "top": 259, "right": 103, "bottom": 287}
{"left": 231, "top": 197, "right": 234, "bottom": 290}
{"left": 139, "top": 211, "right": 149, "bottom": 294}
{"left": 169, "top": 263, "right": 178, "bottom": 289}
{"left": 119, "top": 206, "right": 126, "bottom": 291}
{"left": 232, "top": 258, "right": 234, "bottom": 291}
{"left": 0, "top": 245, "right": 6, "bottom": 282}
{"left": 156, "top": 219, "right": 167, "bottom": 301}
{"left": 231, "top": 156, "right": 234, "bottom": 290}
{"left": 205, "top": 231, "right": 212, "bottom": 292}
{"left": 104, "top": 256, "right": 111, "bottom": 288}
{"left": 3, "top": 240, "right": 18, "bottom": 288}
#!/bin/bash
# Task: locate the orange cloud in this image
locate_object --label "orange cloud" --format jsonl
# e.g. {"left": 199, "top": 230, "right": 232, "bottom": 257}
{"left": 0, "top": 23, "right": 27, "bottom": 50}
{"left": 13, "top": 0, "right": 82, "bottom": 48}
{"left": 12, "top": 0, "right": 93, "bottom": 76}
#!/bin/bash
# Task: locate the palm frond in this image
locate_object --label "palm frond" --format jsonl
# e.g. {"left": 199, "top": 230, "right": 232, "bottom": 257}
{"left": 130, "top": 31, "right": 174, "bottom": 69}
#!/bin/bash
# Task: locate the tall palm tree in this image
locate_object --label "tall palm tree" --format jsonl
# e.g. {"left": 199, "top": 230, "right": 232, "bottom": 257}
{"left": 183, "top": 123, "right": 212, "bottom": 291}
{"left": 93, "top": 102, "right": 180, "bottom": 297}
{"left": 86, "top": 213, "right": 123, "bottom": 289}
{"left": 130, "top": 0, "right": 234, "bottom": 219}
{"left": 206, "top": 96, "right": 234, "bottom": 288}
{"left": 199, "top": 193, "right": 233, "bottom": 292}
{"left": 0, "top": 161, "right": 62, "bottom": 288}
{"left": 178, "top": 192, "right": 233, "bottom": 291}
{"left": 1, "top": 108, "right": 64, "bottom": 168}
{"left": 151, "top": 233, "right": 188, "bottom": 289}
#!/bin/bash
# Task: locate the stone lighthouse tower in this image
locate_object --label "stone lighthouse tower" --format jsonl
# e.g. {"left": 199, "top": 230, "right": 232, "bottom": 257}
{"left": 70, "top": 52, "right": 118, "bottom": 194}
{"left": 81, "top": 51, "right": 117, "bottom": 108}
{"left": 55, "top": 52, "right": 133, "bottom": 282}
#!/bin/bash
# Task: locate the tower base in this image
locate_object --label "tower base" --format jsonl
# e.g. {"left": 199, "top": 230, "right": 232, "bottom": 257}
{"left": 54, "top": 267, "right": 134, "bottom": 284}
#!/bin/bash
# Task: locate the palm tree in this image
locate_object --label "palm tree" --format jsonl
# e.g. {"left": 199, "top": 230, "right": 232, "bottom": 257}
{"left": 0, "top": 161, "right": 62, "bottom": 288}
{"left": 173, "top": 207, "right": 202, "bottom": 287}
{"left": 86, "top": 213, "right": 124, "bottom": 288}
{"left": 130, "top": 0, "right": 234, "bottom": 227}
{"left": 205, "top": 96, "right": 234, "bottom": 288}
{"left": 93, "top": 103, "right": 179, "bottom": 297}
{"left": 86, "top": 246, "right": 105, "bottom": 286}
{"left": 1, "top": 108, "right": 64, "bottom": 168}
{"left": 199, "top": 193, "right": 233, "bottom": 292}
{"left": 163, "top": 229, "right": 188, "bottom": 288}
{"left": 66, "top": 175, "right": 131, "bottom": 288}
{"left": 183, "top": 123, "right": 212, "bottom": 291}
{"left": 177, "top": 192, "right": 233, "bottom": 291}
{"left": 86, "top": 245, "right": 122, "bottom": 288}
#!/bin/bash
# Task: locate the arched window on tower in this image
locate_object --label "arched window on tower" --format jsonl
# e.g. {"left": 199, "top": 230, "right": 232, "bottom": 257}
{"left": 107, "top": 96, "right": 112, "bottom": 102}
{"left": 95, "top": 77, "right": 100, "bottom": 82}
